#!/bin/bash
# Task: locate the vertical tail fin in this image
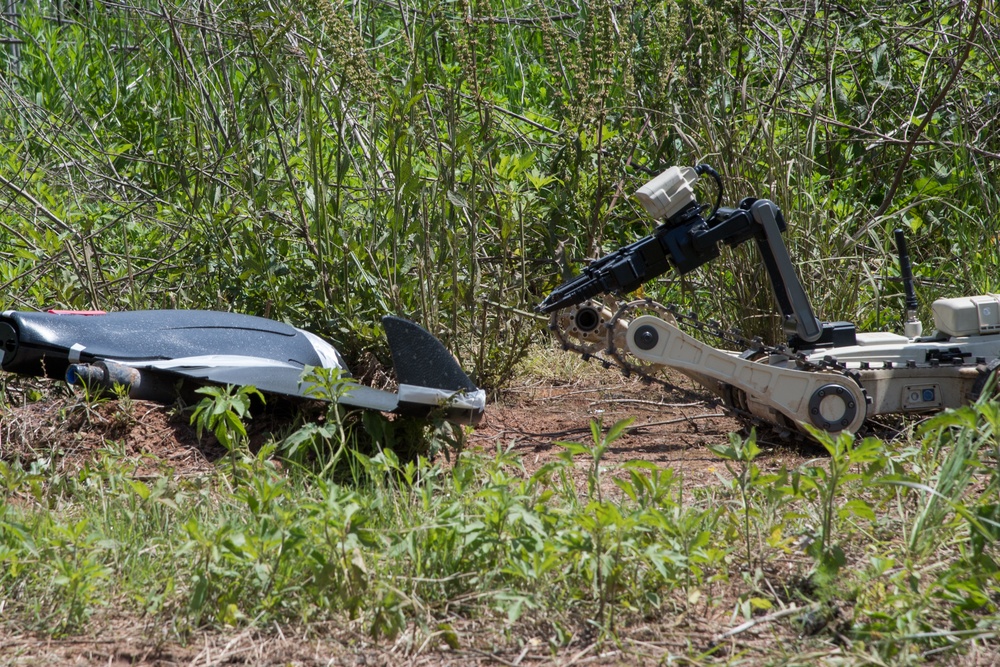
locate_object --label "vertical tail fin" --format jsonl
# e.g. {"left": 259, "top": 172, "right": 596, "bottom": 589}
{"left": 382, "top": 316, "right": 484, "bottom": 424}
{"left": 382, "top": 316, "right": 478, "bottom": 391}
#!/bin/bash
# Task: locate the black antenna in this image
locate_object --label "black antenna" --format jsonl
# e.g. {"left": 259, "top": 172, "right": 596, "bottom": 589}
{"left": 894, "top": 228, "right": 923, "bottom": 338}
{"left": 894, "top": 229, "right": 918, "bottom": 312}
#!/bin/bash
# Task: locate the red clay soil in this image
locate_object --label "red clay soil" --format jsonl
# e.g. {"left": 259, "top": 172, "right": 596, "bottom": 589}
{"left": 468, "top": 367, "right": 821, "bottom": 493}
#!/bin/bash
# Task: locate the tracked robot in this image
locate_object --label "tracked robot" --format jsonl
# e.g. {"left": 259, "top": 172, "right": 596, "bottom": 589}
{"left": 538, "top": 165, "right": 1000, "bottom": 438}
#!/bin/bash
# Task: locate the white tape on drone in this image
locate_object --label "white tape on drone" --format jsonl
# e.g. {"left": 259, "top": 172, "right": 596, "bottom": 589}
{"left": 398, "top": 384, "right": 487, "bottom": 411}
{"left": 68, "top": 343, "right": 86, "bottom": 363}
{"left": 299, "top": 329, "right": 349, "bottom": 370}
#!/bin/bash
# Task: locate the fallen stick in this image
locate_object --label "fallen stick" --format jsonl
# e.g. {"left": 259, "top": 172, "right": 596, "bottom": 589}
{"left": 712, "top": 602, "right": 821, "bottom": 644}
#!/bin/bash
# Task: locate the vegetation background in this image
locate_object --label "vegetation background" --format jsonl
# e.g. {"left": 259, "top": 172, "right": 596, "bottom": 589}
{"left": 1, "top": 0, "right": 997, "bottom": 386}
{"left": 1, "top": 0, "right": 1000, "bottom": 664}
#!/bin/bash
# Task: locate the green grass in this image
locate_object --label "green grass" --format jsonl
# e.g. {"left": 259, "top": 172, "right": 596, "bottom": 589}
{"left": 1, "top": 393, "right": 1000, "bottom": 662}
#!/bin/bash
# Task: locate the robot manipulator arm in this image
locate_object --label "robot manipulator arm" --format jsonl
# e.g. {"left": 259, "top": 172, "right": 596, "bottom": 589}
{"left": 535, "top": 205, "right": 724, "bottom": 315}
{"left": 536, "top": 165, "right": 718, "bottom": 315}
{"left": 535, "top": 192, "right": 761, "bottom": 316}
{"left": 536, "top": 165, "right": 784, "bottom": 315}
{"left": 537, "top": 166, "right": 830, "bottom": 347}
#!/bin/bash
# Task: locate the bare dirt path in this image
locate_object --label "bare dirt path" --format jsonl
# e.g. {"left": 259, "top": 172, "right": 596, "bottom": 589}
{"left": 467, "top": 366, "right": 820, "bottom": 493}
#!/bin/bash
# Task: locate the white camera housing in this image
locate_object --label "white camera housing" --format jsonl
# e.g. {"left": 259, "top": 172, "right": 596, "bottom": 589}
{"left": 635, "top": 166, "right": 699, "bottom": 220}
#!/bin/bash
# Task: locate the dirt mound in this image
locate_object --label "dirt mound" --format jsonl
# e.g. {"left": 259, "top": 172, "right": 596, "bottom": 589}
{"left": 1, "top": 390, "right": 225, "bottom": 477}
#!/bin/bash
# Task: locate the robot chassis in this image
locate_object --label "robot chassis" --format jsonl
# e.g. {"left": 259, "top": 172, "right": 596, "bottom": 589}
{"left": 537, "top": 165, "right": 1000, "bottom": 439}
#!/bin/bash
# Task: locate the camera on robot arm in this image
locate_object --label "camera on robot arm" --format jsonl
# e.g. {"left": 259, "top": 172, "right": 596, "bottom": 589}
{"left": 536, "top": 163, "right": 766, "bottom": 316}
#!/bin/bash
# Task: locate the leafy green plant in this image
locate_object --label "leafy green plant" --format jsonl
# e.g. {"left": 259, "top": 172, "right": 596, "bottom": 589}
{"left": 278, "top": 367, "right": 353, "bottom": 477}
{"left": 905, "top": 407, "right": 990, "bottom": 558}
{"left": 709, "top": 429, "right": 763, "bottom": 568}
{"left": 190, "top": 384, "right": 264, "bottom": 483}
{"left": 558, "top": 418, "right": 665, "bottom": 631}
{"left": 802, "top": 431, "right": 881, "bottom": 583}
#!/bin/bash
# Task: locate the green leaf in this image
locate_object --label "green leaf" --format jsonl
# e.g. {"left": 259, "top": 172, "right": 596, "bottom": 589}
{"left": 128, "top": 479, "right": 151, "bottom": 501}
{"left": 555, "top": 441, "right": 590, "bottom": 457}
{"left": 707, "top": 442, "right": 737, "bottom": 460}
{"left": 840, "top": 498, "right": 876, "bottom": 522}
{"left": 603, "top": 418, "right": 635, "bottom": 445}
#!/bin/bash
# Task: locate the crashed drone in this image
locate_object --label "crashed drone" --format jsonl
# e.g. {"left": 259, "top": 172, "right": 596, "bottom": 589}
{"left": 538, "top": 164, "right": 1000, "bottom": 438}
{"left": 0, "top": 310, "right": 484, "bottom": 425}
